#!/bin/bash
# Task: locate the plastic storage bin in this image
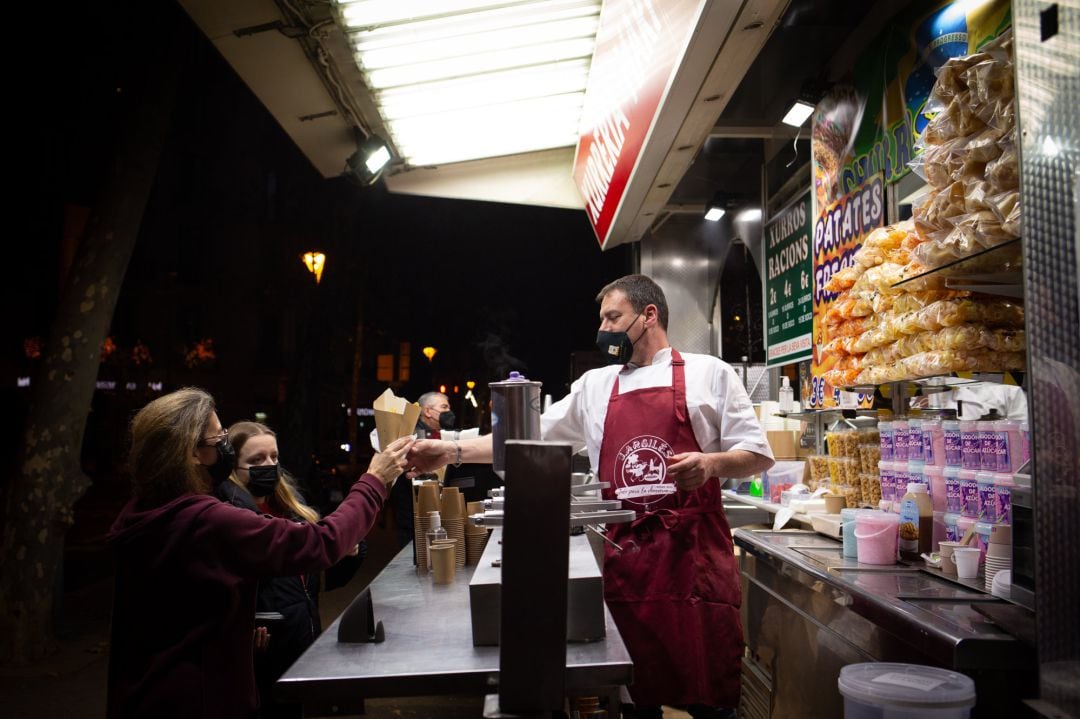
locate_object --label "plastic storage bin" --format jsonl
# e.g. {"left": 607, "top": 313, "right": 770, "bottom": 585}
{"left": 838, "top": 662, "right": 976, "bottom": 718}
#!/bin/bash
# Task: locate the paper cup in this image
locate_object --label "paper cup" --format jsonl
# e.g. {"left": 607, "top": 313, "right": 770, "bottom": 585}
{"left": 953, "top": 547, "right": 981, "bottom": 579}
{"left": 430, "top": 544, "right": 456, "bottom": 584}
{"left": 417, "top": 484, "right": 440, "bottom": 516}
{"left": 938, "top": 540, "right": 963, "bottom": 576}
{"left": 441, "top": 487, "right": 463, "bottom": 518}
{"left": 824, "top": 494, "right": 846, "bottom": 514}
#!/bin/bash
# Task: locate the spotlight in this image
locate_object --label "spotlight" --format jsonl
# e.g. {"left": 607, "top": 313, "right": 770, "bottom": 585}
{"left": 705, "top": 194, "right": 726, "bottom": 222}
{"left": 345, "top": 133, "right": 392, "bottom": 185}
{"left": 782, "top": 80, "right": 827, "bottom": 127}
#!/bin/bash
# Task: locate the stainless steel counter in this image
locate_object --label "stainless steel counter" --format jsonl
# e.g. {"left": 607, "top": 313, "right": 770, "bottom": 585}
{"left": 734, "top": 528, "right": 1036, "bottom": 718}
{"left": 276, "top": 541, "right": 633, "bottom": 712}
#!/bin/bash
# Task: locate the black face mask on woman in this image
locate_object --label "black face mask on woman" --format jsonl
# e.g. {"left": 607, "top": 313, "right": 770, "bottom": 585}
{"left": 595, "top": 313, "right": 644, "bottom": 365}
{"left": 206, "top": 439, "right": 236, "bottom": 487}
{"left": 246, "top": 464, "right": 280, "bottom": 497}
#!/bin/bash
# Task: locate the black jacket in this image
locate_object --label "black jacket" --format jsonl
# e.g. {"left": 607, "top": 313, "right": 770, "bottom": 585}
{"left": 214, "top": 483, "right": 323, "bottom": 702}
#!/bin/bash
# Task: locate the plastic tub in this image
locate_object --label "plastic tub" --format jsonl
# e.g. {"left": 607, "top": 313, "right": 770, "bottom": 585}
{"left": 907, "top": 419, "right": 925, "bottom": 461}
{"left": 892, "top": 421, "right": 910, "bottom": 461}
{"left": 879, "top": 421, "right": 894, "bottom": 460}
{"left": 993, "top": 473, "right": 1014, "bottom": 525}
{"left": 838, "top": 662, "right": 976, "bottom": 719}
{"left": 978, "top": 421, "right": 997, "bottom": 471}
{"left": 924, "top": 465, "right": 946, "bottom": 513}
{"left": 976, "top": 471, "right": 997, "bottom": 523}
{"left": 958, "top": 469, "right": 980, "bottom": 518}
{"left": 959, "top": 421, "right": 981, "bottom": 470}
{"left": 841, "top": 508, "right": 860, "bottom": 558}
{"left": 943, "top": 467, "right": 962, "bottom": 514}
{"left": 855, "top": 512, "right": 900, "bottom": 565}
{"left": 923, "top": 419, "right": 943, "bottom": 466}
{"left": 942, "top": 420, "right": 962, "bottom": 467}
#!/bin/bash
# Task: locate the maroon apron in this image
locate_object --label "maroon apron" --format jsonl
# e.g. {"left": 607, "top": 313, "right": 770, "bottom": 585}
{"left": 599, "top": 349, "right": 743, "bottom": 708}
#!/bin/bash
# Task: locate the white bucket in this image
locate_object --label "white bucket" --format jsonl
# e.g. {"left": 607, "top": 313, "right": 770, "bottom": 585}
{"left": 838, "top": 662, "right": 976, "bottom": 718}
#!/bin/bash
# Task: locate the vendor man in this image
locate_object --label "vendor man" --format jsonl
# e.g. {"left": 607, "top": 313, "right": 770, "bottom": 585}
{"left": 407, "top": 274, "right": 774, "bottom": 718}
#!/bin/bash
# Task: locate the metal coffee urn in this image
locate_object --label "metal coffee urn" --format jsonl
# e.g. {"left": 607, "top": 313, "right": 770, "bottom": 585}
{"left": 489, "top": 371, "right": 542, "bottom": 478}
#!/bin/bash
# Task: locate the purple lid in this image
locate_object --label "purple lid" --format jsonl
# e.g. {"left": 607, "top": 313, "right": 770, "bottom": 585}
{"left": 506, "top": 371, "right": 528, "bottom": 381}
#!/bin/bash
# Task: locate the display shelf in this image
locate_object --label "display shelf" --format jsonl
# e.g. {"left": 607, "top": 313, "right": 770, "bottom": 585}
{"left": 722, "top": 489, "right": 813, "bottom": 526}
{"left": 891, "top": 238, "right": 1022, "bottom": 294}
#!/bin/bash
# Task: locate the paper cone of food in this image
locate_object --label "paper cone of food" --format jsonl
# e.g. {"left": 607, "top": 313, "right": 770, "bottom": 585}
{"left": 373, "top": 388, "right": 421, "bottom": 451}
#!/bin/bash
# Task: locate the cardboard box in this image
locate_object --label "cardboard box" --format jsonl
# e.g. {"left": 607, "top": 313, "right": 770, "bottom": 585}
{"left": 767, "top": 430, "right": 800, "bottom": 459}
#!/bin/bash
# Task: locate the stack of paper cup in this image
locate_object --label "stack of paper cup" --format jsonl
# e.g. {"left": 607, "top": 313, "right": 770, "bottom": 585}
{"left": 984, "top": 524, "right": 1012, "bottom": 592}
{"left": 465, "top": 500, "right": 491, "bottom": 565}
{"left": 414, "top": 483, "right": 440, "bottom": 573}
{"left": 440, "top": 487, "right": 466, "bottom": 568}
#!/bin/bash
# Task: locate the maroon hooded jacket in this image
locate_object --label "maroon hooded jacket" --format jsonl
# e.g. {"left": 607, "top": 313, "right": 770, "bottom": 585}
{"left": 106, "top": 473, "right": 388, "bottom": 719}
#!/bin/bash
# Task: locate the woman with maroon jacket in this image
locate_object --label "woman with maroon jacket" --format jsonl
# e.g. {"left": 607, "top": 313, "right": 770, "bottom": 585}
{"left": 106, "top": 388, "right": 412, "bottom": 719}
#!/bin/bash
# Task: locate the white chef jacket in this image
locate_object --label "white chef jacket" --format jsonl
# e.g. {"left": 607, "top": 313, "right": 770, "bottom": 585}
{"left": 541, "top": 347, "right": 774, "bottom": 475}
{"left": 919, "top": 383, "right": 1028, "bottom": 421}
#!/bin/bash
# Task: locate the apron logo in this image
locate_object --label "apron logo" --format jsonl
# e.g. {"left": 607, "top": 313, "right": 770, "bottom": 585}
{"left": 614, "top": 435, "right": 676, "bottom": 507}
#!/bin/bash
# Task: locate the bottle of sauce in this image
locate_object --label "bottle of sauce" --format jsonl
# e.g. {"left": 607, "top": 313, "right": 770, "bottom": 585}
{"left": 898, "top": 482, "right": 933, "bottom": 560}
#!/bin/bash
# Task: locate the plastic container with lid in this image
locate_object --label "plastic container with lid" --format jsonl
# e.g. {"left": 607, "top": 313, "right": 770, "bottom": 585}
{"left": 837, "top": 662, "right": 976, "bottom": 719}
{"left": 959, "top": 421, "right": 981, "bottom": 470}
{"left": 978, "top": 421, "right": 997, "bottom": 471}
{"left": 958, "top": 469, "right": 980, "bottom": 518}
{"left": 943, "top": 466, "right": 963, "bottom": 514}
{"left": 924, "top": 464, "right": 946, "bottom": 513}
{"left": 841, "top": 507, "right": 860, "bottom": 558}
{"left": 855, "top": 511, "right": 900, "bottom": 565}
{"left": 994, "top": 419, "right": 1023, "bottom": 473}
{"left": 878, "top": 461, "right": 896, "bottom": 512}
{"left": 878, "top": 421, "right": 894, "bottom": 461}
{"left": 922, "top": 418, "right": 943, "bottom": 466}
{"left": 942, "top": 420, "right": 963, "bottom": 467}
{"left": 944, "top": 511, "right": 960, "bottom": 543}
{"left": 1019, "top": 421, "right": 1031, "bottom": 464}
{"left": 892, "top": 420, "right": 910, "bottom": 461}
{"left": 992, "top": 472, "right": 1015, "bottom": 525}
{"left": 975, "top": 471, "right": 997, "bottom": 522}
{"left": 907, "top": 419, "right": 925, "bottom": 461}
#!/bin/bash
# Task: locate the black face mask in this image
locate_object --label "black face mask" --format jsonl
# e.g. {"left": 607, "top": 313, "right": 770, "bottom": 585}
{"left": 596, "top": 313, "right": 644, "bottom": 365}
{"left": 246, "top": 464, "right": 280, "bottom": 497}
{"left": 438, "top": 410, "right": 456, "bottom": 431}
{"left": 207, "top": 439, "right": 236, "bottom": 487}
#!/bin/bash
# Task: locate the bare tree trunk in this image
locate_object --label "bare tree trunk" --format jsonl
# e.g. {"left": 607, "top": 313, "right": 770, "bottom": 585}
{"left": 0, "top": 44, "right": 179, "bottom": 664}
{"left": 347, "top": 297, "right": 363, "bottom": 474}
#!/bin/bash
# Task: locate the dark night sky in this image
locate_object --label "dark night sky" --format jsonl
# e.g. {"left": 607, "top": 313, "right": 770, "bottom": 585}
{"left": 4, "top": 0, "right": 632, "bottom": 469}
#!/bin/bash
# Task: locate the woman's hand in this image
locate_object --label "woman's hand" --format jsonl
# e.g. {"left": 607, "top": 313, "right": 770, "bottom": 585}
{"left": 366, "top": 436, "right": 415, "bottom": 487}
{"left": 254, "top": 626, "right": 271, "bottom": 652}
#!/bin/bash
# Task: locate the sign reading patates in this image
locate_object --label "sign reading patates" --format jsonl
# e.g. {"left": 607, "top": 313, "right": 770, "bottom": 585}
{"left": 764, "top": 190, "right": 813, "bottom": 368}
{"left": 572, "top": 0, "right": 700, "bottom": 248}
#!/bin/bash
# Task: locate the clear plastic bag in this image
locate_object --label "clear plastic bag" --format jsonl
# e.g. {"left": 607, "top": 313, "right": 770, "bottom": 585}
{"left": 965, "top": 59, "right": 1014, "bottom": 108}
{"left": 987, "top": 145, "right": 1019, "bottom": 190}
{"left": 962, "top": 126, "right": 1005, "bottom": 163}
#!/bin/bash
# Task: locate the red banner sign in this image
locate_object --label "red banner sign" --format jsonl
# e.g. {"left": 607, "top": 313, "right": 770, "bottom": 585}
{"left": 572, "top": 0, "right": 701, "bottom": 249}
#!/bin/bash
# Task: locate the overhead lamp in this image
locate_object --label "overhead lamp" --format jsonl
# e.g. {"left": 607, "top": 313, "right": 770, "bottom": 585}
{"left": 704, "top": 194, "right": 726, "bottom": 222}
{"left": 301, "top": 252, "right": 326, "bottom": 283}
{"left": 422, "top": 346, "right": 437, "bottom": 361}
{"left": 345, "top": 133, "right": 392, "bottom": 184}
{"left": 737, "top": 208, "right": 763, "bottom": 222}
{"left": 781, "top": 80, "right": 826, "bottom": 127}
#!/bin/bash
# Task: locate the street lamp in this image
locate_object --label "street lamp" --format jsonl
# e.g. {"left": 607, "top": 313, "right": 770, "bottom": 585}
{"left": 422, "top": 346, "right": 437, "bottom": 362}
{"left": 301, "top": 252, "right": 326, "bottom": 284}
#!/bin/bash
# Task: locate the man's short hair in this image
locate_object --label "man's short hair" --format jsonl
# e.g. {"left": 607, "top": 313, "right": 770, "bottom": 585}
{"left": 595, "top": 274, "right": 669, "bottom": 330}
{"left": 418, "top": 391, "right": 448, "bottom": 408}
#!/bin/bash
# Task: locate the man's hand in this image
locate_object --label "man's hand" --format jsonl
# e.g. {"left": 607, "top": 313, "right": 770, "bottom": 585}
{"left": 406, "top": 439, "right": 454, "bottom": 477}
{"left": 666, "top": 452, "right": 714, "bottom": 492}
